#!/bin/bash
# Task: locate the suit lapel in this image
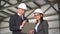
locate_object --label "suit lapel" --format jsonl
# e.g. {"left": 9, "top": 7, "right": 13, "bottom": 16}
{"left": 37, "top": 20, "right": 44, "bottom": 32}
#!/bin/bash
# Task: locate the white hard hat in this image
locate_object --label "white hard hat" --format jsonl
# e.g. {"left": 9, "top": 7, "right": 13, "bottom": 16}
{"left": 18, "top": 3, "right": 27, "bottom": 10}
{"left": 34, "top": 8, "right": 43, "bottom": 14}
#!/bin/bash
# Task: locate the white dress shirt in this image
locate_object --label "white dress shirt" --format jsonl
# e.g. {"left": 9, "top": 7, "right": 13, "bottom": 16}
{"left": 35, "top": 22, "right": 40, "bottom": 32}
{"left": 18, "top": 13, "right": 23, "bottom": 19}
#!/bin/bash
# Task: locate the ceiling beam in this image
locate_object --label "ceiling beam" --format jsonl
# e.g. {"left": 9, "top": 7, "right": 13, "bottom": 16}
{"left": 44, "top": 2, "right": 57, "bottom": 13}
{"left": 0, "top": 10, "right": 12, "bottom": 16}
{"left": 0, "top": 15, "right": 6, "bottom": 18}
{"left": 15, "top": 6, "right": 18, "bottom": 9}
{"left": 1, "top": 0, "right": 32, "bottom": 10}
{"left": 45, "top": 0, "right": 58, "bottom": 14}
{"left": 26, "top": 5, "right": 33, "bottom": 9}
{"left": 7, "top": 9, "right": 16, "bottom": 14}
{"left": 33, "top": 1, "right": 41, "bottom": 8}
{"left": 0, "top": 10, "right": 12, "bottom": 22}
{"left": 2, "top": 0, "right": 13, "bottom": 5}
{"left": 28, "top": 13, "right": 58, "bottom": 19}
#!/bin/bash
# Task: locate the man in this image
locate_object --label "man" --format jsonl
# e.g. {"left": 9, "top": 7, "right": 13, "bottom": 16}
{"left": 9, "top": 3, "right": 28, "bottom": 34}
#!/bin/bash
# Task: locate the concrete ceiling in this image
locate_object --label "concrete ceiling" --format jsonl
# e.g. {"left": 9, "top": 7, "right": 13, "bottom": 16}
{"left": 0, "top": 0, "right": 59, "bottom": 29}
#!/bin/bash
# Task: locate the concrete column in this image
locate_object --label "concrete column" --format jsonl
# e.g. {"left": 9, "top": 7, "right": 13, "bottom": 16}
{"left": 58, "top": 0, "right": 60, "bottom": 33}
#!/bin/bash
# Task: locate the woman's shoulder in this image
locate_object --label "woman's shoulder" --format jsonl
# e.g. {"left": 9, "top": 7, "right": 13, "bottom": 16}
{"left": 43, "top": 20, "right": 48, "bottom": 22}
{"left": 42, "top": 20, "right": 48, "bottom": 24}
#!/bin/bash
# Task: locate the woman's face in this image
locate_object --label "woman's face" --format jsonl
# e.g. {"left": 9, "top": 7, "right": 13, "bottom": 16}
{"left": 34, "top": 13, "right": 42, "bottom": 20}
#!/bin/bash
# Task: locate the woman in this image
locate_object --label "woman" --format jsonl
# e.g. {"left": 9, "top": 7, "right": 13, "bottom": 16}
{"left": 30, "top": 8, "right": 49, "bottom": 34}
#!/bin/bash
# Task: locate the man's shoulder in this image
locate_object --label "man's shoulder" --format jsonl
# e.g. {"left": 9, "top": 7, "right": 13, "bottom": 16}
{"left": 10, "top": 14, "right": 17, "bottom": 18}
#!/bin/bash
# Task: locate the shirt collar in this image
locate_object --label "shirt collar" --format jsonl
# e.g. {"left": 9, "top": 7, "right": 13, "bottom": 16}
{"left": 17, "top": 13, "right": 24, "bottom": 19}
{"left": 17, "top": 13, "right": 23, "bottom": 16}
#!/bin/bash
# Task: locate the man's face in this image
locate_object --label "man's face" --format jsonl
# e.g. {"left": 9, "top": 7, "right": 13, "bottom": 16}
{"left": 18, "top": 8, "right": 25, "bottom": 15}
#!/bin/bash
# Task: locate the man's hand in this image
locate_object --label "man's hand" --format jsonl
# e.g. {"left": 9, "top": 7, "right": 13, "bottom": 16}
{"left": 29, "top": 29, "right": 34, "bottom": 34}
{"left": 20, "top": 20, "right": 27, "bottom": 29}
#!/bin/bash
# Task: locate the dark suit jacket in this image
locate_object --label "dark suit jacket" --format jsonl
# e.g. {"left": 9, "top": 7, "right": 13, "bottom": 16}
{"left": 34, "top": 20, "right": 49, "bottom": 34}
{"left": 9, "top": 14, "right": 28, "bottom": 34}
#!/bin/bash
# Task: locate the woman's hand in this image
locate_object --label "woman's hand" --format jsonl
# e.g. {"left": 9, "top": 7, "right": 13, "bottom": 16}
{"left": 29, "top": 29, "right": 34, "bottom": 34}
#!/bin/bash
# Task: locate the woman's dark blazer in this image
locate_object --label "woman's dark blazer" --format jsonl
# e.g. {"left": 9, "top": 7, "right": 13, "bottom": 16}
{"left": 34, "top": 20, "right": 49, "bottom": 34}
{"left": 9, "top": 14, "right": 28, "bottom": 34}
